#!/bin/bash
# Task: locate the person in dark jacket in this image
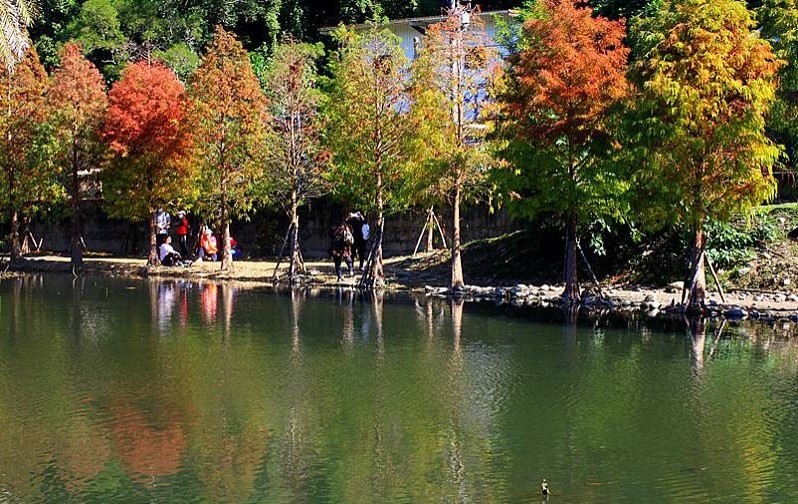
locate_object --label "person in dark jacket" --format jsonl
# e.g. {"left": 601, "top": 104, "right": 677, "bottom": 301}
{"left": 345, "top": 211, "right": 369, "bottom": 271}
{"left": 329, "top": 222, "right": 354, "bottom": 281}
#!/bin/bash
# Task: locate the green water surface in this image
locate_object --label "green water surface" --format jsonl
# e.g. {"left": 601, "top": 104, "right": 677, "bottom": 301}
{"left": 1, "top": 275, "right": 797, "bottom": 504}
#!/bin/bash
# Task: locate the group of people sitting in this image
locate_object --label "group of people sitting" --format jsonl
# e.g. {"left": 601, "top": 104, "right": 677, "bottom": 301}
{"left": 155, "top": 208, "right": 242, "bottom": 267}
{"left": 329, "top": 211, "right": 370, "bottom": 281}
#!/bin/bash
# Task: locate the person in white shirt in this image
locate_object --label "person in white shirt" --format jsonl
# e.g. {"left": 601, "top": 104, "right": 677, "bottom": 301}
{"left": 155, "top": 208, "right": 171, "bottom": 246}
{"left": 159, "top": 236, "right": 183, "bottom": 266}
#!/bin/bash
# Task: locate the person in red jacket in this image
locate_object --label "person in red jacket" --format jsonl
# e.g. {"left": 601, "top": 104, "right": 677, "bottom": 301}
{"left": 175, "top": 211, "right": 190, "bottom": 258}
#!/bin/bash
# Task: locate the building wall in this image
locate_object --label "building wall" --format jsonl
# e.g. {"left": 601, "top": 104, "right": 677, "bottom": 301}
{"left": 386, "top": 11, "right": 507, "bottom": 61}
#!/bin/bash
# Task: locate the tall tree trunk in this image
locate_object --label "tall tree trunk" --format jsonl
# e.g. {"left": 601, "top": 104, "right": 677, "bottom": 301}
{"left": 9, "top": 208, "right": 21, "bottom": 262}
{"left": 221, "top": 219, "right": 233, "bottom": 271}
{"left": 451, "top": 183, "right": 465, "bottom": 290}
{"left": 425, "top": 209, "right": 434, "bottom": 252}
{"left": 70, "top": 160, "right": 83, "bottom": 267}
{"left": 689, "top": 226, "right": 707, "bottom": 309}
{"left": 288, "top": 193, "right": 302, "bottom": 282}
{"left": 147, "top": 211, "right": 159, "bottom": 266}
{"left": 370, "top": 172, "right": 385, "bottom": 284}
{"left": 371, "top": 212, "right": 385, "bottom": 283}
{"left": 562, "top": 212, "right": 580, "bottom": 303}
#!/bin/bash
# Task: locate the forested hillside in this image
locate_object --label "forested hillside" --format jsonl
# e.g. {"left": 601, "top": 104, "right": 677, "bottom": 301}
{"left": 29, "top": 0, "right": 519, "bottom": 78}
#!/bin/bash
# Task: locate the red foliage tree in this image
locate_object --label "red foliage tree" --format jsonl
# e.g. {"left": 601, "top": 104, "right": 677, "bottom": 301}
{"left": 103, "top": 61, "right": 192, "bottom": 266}
{"left": 499, "top": 0, "right": 630, "bottom": 302}
{"left": 46, "top": 42, "right": 108, "bottom": 267}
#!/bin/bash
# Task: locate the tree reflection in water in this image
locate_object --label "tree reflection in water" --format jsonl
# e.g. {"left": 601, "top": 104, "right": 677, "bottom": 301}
{"left": 1, "top": 278, "right": 798, "bottom": 503}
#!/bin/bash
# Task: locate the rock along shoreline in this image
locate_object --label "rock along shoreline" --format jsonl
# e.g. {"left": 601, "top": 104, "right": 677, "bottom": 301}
{"left": 5, "top": 254, "right": 798, "bottom": 323}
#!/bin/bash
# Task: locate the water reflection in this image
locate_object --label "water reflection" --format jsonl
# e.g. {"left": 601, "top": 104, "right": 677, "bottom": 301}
{"left": 222, "top": 283, "right": 235, "bottom": 342}
{"left": 1, "top": 277, "right": 798, "bottom": 503}
{"left": 689, "top": 317, "right": 707, "bottom": 374}
{"left": 201, "top": 282, "right": 218, "bottom": 325}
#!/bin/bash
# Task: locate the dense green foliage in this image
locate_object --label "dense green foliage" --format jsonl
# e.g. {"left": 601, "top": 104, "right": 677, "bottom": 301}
{"left": 27, "top": 0, "right": 518, "bottom": 80}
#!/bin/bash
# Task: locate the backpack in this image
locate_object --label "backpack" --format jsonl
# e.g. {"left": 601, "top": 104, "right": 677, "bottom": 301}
{"left": 343, "top": 226, "right": 355, "bottom": 245}
{"left": 334, "top": 224, "right": 354, "bottom": 246}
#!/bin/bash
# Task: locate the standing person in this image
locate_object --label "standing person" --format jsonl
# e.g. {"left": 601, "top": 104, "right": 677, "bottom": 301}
{"left": 329, "top": 222, "right": 354, "bottom": 281}
{"left": 155, "top": 208, "right": 171, "bottom": 246}
{"left": 346, "top": 211, "right": 369, "bottom": 271}
{"left": 175, "top": 210, "right": 190, "bottom": 258}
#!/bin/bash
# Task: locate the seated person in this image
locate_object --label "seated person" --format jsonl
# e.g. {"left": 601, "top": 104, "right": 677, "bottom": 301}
{"left": 230, "top": 237, "right": 243, "bottom": 260}
{"left": 199, "top": 227, "right": 218, "bottom": 261}
{"left": 159, "top": 236, "right": 185, "bottom": 266}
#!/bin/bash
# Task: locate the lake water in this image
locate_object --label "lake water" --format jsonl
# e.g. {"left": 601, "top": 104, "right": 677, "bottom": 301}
{"left": 1, "top": 275, "right": 797, "bottom": 504}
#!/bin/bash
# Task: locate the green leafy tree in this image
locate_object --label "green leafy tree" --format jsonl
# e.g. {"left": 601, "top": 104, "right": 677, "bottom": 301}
{"left": 0, "top": 47, "right": 61, "bottom": 262}
{"left": 496, "top": 0, "right": 631, "bottom": 302}
{"left": 102, "top": 60, "right": 193, "bottom": 266}
{"left": 758, "top": 0, "right": 798, "bottom": 172}
{"left": 153, "top": 42, "right": 200, "bottom": 82}
{"left": 263, "top": 38, "right": 329, "bottom": 282}
{"left": 45, "top": 41, "right": 108, "bottom": 266}
{"left": 67, "top": 0, "right": 125, "bottom": 54}
{"left": 29, "top": 0, "right": 80, "bottom": 68}
{"left": 67, "top": 0, "right": 127, "bottom": 78}
{"left": 630, "top": 0, "right": 781, "bottom": 307}
{"left": 188, "top": 27, "right": 268, "bottom": 271}
{"left": 412, "top": 8, "right": 498, "bottom": 291}
{"left": 325, "top": 25, "right": 419, "bottom": 286}
{"left": 589, "top": 0, "right": 652, "bottom": 20}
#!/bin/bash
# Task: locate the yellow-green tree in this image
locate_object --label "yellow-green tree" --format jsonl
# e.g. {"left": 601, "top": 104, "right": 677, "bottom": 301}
{"left": 325, "top": 25, "right": 420, "bottom": 287}
{"left": 411, "top": 7, "right": 498, "bottom": 291}
{"left": 630, "top": 0, "right": 781, "bottom": 307}
{"left": 188, "top": 26, "right": 268, "bottom": 271}
{"left": 262, "top": 38, "right": 329, "bottom": 282}
{"left": 0, "top": 47, "right": 61, "bottom": 262}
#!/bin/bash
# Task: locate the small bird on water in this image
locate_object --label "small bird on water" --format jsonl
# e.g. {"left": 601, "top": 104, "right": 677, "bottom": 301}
{"left": 541, "top": 478, "right": 549, "bottom": 497}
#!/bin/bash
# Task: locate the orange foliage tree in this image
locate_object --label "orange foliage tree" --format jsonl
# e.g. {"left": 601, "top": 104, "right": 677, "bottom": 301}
{"left": 46, "top": 42, "right": 108, "bottom": 267}
{"left": 188, "top": 27, "right": 268, "bottom": 271}
{"left": 497, "top": 0, "right": 630, "bottom": 303}
{"left": 103, "top": 61, "right": 193, "bottom": 266}
{"left": 0, "top": 47, "right": 61, "bottom": 262}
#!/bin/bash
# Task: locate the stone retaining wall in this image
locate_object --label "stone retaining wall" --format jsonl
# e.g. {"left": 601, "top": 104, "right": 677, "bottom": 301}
{"left": 21, "top": 199, "right": 517, "bottom": 258}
